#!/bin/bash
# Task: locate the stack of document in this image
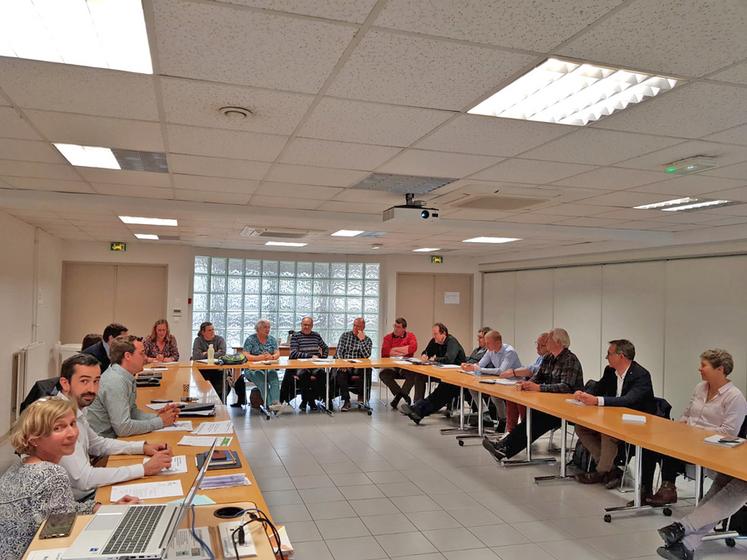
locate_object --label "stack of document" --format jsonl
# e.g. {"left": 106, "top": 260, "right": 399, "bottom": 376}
{"left": 178, "top": 435, "right": 233, "bottom": 447}
{"left": 110, "top": 479, "right": 183, "bottom": 501}
{"left": 192, "top": 421, "right": 234, "bottom": 435}
{"left": 199, "top": 474, "right": 251, "bottom": 490}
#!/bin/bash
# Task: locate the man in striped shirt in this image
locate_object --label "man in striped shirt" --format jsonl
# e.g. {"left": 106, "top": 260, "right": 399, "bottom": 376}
{"left": 335, "top": 317, "right": 373, "bottom": 411}
{"left": 288, "top": 316, "right": 329, "bottom": 411}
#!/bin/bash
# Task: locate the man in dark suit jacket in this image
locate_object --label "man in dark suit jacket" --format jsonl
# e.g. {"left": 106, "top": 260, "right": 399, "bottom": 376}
{"left": 83, "top": 323, "right": 128, "bottom": 372}
{"left": 573, "top": 338, "right": 655, "bottom": 487}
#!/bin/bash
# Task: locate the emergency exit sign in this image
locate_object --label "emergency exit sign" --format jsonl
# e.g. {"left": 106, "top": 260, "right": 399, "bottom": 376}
{"left": 110, "top": 241, "right": 127, "bottom": 251}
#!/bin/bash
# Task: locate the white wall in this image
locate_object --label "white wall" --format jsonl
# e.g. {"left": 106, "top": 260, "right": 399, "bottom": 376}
{"left": 0, "top": 210, "right": 62, "bottom": 469}
{"left": 482, "top": 255, "right": 747, "bottom": 415}
{"left": 61, "top": 242, "right": 482, "bottom": 359}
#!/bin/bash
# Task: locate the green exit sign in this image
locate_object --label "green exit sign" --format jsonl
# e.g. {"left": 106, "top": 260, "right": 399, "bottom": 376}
{"left": 110, "top": 241, "right": 127, "bottom": 252}
{"left": 431, "top": 255, "right": 443, "bottom": 264}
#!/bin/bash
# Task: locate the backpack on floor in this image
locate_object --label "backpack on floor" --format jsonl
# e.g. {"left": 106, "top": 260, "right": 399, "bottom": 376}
{"left": 249, "top": 387, "right": 264, "bottom": 409}
{"left": 570, "top": 440, "right": 596, "bottom": 473}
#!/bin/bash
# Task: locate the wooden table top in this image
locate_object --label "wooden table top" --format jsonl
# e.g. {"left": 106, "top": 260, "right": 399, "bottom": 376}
{"left": 23, "top": 502, "right": 276, "bottom": 560}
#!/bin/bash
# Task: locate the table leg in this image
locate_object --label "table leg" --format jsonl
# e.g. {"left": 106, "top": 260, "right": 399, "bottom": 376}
{"left": 222, "top": 369, "right": 227, "bottom": 403}
{"left": 695, "top": 464, "right": 703, "bottom": 505}
{"left": 459, "top": 387, "right": 464, "bottom": 430}
{"left": 603, "top": 444, "right": 658, "bottom": 521}
{"left": 504, "top": 407, "right": 556, "bottom": 468}
{"left": 477, "top": 393, "right": 483, "bottom": 437}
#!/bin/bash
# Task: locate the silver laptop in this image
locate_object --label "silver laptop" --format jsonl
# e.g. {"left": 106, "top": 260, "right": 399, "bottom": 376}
{"left": 63, "top": 441, "right": 217, "bottom": 560}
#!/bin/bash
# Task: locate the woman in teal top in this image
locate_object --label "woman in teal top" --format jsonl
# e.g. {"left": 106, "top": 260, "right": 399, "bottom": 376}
{"left": 242, "top": 319, "right": 281, "bottom": 411}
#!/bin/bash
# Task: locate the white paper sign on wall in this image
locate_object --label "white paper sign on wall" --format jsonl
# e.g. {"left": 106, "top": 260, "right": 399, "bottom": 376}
{"left": 444, "top": 291, "right": 460, "bottom": 305}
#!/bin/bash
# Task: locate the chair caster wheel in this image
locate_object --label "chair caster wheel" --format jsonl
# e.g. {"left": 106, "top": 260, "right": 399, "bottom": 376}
{"left": 367, "top": 410, "right": 372, "bottom": 416}
{"left": 726, "top": 538, "right": 736, "bottom": 548}
{"left": 458, "top": 440, "right": 464, "bottom": 447}
{"left": 663, "top": 508, "right": 672, "bottom": 517}
{"left": 603, "top": 514, "right": 611, "bottom": 523}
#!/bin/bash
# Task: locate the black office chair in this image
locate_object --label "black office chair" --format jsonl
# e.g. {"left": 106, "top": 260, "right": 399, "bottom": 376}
{"left": 20, "top": 377, "right": 61, "bottom": 414}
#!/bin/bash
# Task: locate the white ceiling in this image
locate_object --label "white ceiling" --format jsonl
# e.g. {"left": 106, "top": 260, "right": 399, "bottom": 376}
{"left": 1, "top": 0, "right": 746, "bottom": 261}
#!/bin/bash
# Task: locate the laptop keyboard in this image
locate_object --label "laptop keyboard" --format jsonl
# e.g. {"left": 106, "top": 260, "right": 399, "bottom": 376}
{"left": 102, "top": 505, "right": 166, "bottom": 555}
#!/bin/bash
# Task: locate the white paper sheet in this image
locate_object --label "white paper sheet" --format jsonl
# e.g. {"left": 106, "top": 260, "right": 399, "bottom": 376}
{"left": 178, "top": 435, "right": 233, "bottom": 447}
{"left": 143, "top": 454, "right": 188, "bottom": 475}
{"left": 393, "top": 360, "right": 410, "bottom": 365}
{"left": 496, "top": 379, "right": 520, "bottom": 385}
{"left": 565, "top": 398, "right": 585, "bottom": 406}
{"left": 165, "top": 527, "right": 211, "bottom": 560}
{"left": 26, "top": 549, "right": 66, "bottom": 560}
{"left": 439, "top": 364, "right": 461, "bottom": 369}
{"left": 147, "top": 402, "right": 172, "bottom": 410}
{"left": 191, "top": 421, "right": 234, "bottom": 435}
{"left": 155, "top": 421, "right": 193, "bottom": 432}
{"left": 110, "top": 479, "right": 183, "bottom": 501}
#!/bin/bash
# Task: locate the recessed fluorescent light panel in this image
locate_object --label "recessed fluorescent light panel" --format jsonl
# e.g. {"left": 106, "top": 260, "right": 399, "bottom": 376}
{"left": 468, "top": 58, "right": 678, "bottom": 126}
{"left": 634, "top": 197, "right": 698, "bottom": 210}
{"left": 54, "top": 143, "right": 120, "bottom": 169}
{"left": 119, "top": 216, "right": 178, "bottom": 227}
{"left": 0, "top": 0, "right": 152, "bottom": 73}
{"left": 413, "top": 248, "right": 440, "bottom": 253}
{"left": 462, "top": 237, "right": 521, "bottom": 244}
{"left": 661, "top": 199, "right": 731, "bottom": 212}
{"left": 331, "top": 230, "right": 364, "bottom": 237}
{"left": 134, "top": 233, "right": 158, "bottom": 240}
{"left": 265, "top": 241, "right": 307, "bottom": 247}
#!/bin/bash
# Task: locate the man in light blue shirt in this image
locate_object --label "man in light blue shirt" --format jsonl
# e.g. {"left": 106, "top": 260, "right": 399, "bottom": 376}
{"left": 462, "top": 331, "right": 521, "bottom": 432}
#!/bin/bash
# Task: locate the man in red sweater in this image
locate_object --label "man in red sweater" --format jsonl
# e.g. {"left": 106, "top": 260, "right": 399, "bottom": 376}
{"left": 378, "top": 317, "right": 419, "bottom": 408}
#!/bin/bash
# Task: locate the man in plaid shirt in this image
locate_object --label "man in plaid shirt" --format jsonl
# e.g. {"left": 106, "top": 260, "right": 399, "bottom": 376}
{"left": 482, "top": 327, "right": 584, "bottom": 461}
{"left": 335, "top": 317, "right": 373, "bottom": 411}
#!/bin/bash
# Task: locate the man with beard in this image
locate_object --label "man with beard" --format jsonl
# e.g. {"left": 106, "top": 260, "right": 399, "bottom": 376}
{"left": 58, "top": 353, "right": 172, "bottom": 500}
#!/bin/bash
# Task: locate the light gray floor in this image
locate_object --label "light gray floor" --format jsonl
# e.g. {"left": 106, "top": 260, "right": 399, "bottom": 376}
{"left": 230, "top": 393, "right": 746, "bottom": 560}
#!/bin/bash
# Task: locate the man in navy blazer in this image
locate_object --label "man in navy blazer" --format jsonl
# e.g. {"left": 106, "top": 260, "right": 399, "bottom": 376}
{"left": 83, "top": 323, "right": 128, "bottom": 372}
{"left": 573, "top": 339, "right": 655, "bottom": 487}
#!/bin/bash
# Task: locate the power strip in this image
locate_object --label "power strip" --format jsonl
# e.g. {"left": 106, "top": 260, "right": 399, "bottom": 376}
{"left": 218, "top": 521, "right": 257, "bottom": 558}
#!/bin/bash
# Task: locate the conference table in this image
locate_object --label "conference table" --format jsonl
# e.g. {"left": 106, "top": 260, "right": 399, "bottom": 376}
{"left": 23, "top": 363, "right": 278, "bottom": 560}
{"left": 204, "top": 356, "right": 747, "bottom": 516}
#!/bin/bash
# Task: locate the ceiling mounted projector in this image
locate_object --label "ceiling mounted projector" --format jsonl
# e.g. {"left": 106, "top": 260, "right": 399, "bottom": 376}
{"left": 383, "top": 193, "right": 440, "bottom": 223}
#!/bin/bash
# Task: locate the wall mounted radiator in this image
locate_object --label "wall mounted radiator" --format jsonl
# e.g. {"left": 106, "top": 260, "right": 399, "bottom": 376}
{"left": 11, "top": 342, "right": 48, "bottom": 424}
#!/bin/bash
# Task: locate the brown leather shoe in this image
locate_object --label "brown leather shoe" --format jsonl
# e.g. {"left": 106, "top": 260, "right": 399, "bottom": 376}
{"left": 575, "top": 471, "right": 605, "bottom": 484}
{"left": 603, "top": 467, "right": 623, "bottom": 489}
{"left": 625, "top": 487, "right": 653, "bottom": 507}
{"left": 647, "top": 481, "right": 678, "bottom": 506}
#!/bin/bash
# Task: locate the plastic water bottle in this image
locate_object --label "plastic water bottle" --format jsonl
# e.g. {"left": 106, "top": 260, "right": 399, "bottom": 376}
{"left": 207, "top": 343, "right": 215, "bottom": 364}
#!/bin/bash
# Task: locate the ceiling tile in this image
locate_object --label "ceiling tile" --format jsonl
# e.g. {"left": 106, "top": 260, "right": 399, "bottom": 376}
{"left": 167, "top": 125, "right": 287, "bottom": 161}
{"left": 255, "top": 181, "right": 342, "bottom": 199}
{"left": 415, "top": 114, "right": 571, "bottom": 157}
{"left": 634, "top": 174, "right": 747, "bottom": 196}
{"left": 472, "top": 158, "right": 595, "bottom": 183}
{"left": 249, "top": 195, "right": 320, "bottom": 209}
{"left": 152, "top": 0, "right": 356, "bottom": 93}
{"left": 708, "top": 61, "right": 747, "bottom": 85}
{"left": 375, "top": 0, "right": 623, "bottom": 51}
{"left": 558, "top": 0, "right": 747, "bottom": 78}
{"left": 279, "top": 138, "right": 399, "bottom": 170}
{"left": 311, "top": 200, "right": 381, "bottom": 213}
{"left": 555, "top": 216, "right": 628, "bottom": 228}
{"left": 92, "top": 184, "right": 174, "bottom": 200}
{"left": 553, "top": 167, "right": 666, "bottom": 190}
{"left": 0, "top": 160, "right": 80, "bottom": 180}
{"left": 265, "top": 163, "right": 368, "bottom": 187}
{"left": 168, "top": 154, "right": 270, "bottom": 180}
{"left": 521, "top": 129, "right": 680, "bottom": 165}
{"left": 76, "top": 168, "right": 171, "bottom": 187}
{"left": 704, "top": 124, "right": 747, "bottom": 147}
{"left": 376, "top": 149, "right": 500, "bottom": 177}
{"left": 332, "top": 188, "right": 403, "bottom": 204}
{"left": 25, "top": 111, "right": 164, "bottom": 152}
{"left": 533, "top": 203, "right": 618, "bottom": 217}
{"left": 616, "top": 140, "right": 747, "bottom": 172}
{"left": 0, "top": 107, "right": 40, "bottom": 140}
{"left": 327, "top": 29, "right": 537, "bottom": 110}
{"left": 298, "top": 97, "right": 453, "bottom": 146}
{"left": 220, "top": 0, "right": 378, "bottom": 23}
{"left": 159, "top": 77, "right": 314, "bottom": 135}
{"left": 593, "top": 82, "right": 747, "bottom": 139}
{"left": 0, "top": 58, "right": 158, "bottom": 120}
{"left": 1, "top": 176, "right": 94, "bottom": 193}
{"left": 176, "top": 189, "right": 251, "bottom": 205}
{"left": 702, "top": 161, "right": 747, "bottom": 181}
{"left": 699, "top": 186, "right": 747, "bottom": 203}
{"left": 0, "top": 138, "right": 65, "bottom": 163}
{"left": 173, "top": 174, "right": 259, "bottom": 194}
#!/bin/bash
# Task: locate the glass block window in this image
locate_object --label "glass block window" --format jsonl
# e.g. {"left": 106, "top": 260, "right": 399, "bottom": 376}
{"left": 192, "top": 257, "right": 380, "bottom": 353}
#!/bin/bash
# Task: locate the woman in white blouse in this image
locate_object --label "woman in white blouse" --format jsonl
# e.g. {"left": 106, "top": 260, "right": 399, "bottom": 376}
{"left": 646, "top": 348, "right": 747, "bottom": 507}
